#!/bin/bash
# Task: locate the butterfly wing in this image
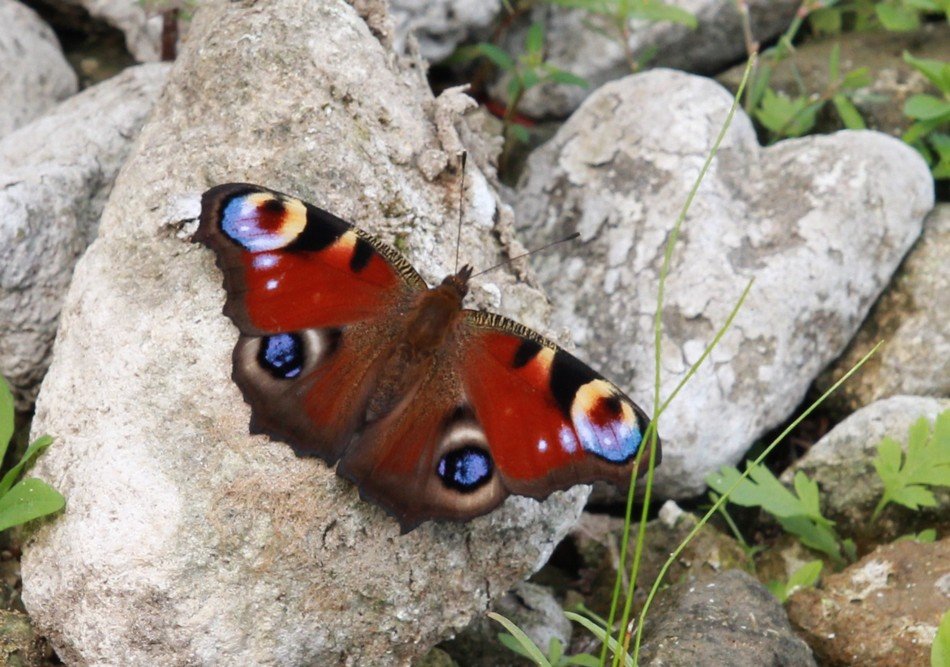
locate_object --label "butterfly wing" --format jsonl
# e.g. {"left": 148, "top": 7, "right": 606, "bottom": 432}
{"left": 461, "top": 312, "right": 659, "bottom": 498}
{"left": 335, "top": 310, "right": 658, "bottom": 532}
{"left": 195, "top": 183, "right": 426, "bottom": 463}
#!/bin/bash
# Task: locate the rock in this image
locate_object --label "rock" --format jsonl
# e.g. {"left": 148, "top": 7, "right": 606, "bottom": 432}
{"left": 391, "top": 0, "right": 501, "bottom": 63}
{"left": 515, "top": 69, "right": 934, "bottom": 497}
{"left": 490, "top": 0, "right": 798, "bottom": 118}
{"left": 440, "top": 582, "right": 571, "bottom": 667}
{"left": 817, "top": 204, "right": 949, "bottom": 411}
{"left": 21, "top": 1, "right": 587, "bottom": 664}
{"left": 639, "top": 569, "right": 816, "bottom": 665}
{"left": 718, "top": 23, "right": 950, "bottom": 138}
{"left": 787, "top": 537, "right": 950, "bottom": 666}
{"left": 0, "top": 610, "right": 54, "bottom": 667}
{"left": 0, "top": 0, "right": 77, "bottom": 139}
{"left": 781, "top": 396, "right": 950, "bottom": 545}
{"left": 0, "top": 63, "right": 172, "bottom": 411}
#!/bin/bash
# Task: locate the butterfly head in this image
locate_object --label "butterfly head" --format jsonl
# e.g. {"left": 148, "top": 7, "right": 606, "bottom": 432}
{"left": 441, "top": 265, "right": 473, "bottom": 301}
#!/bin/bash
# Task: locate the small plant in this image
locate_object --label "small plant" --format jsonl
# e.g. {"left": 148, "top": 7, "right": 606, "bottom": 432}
{"left": 0, "top": 377, "right": 64, "bottom": 532}
{"left": 872, "top": 409, "right": 950, "bottom": 520}
{"left": 452, "top": 22, "right": 588, "bottom": 144}
{"left": 753, "top": 43, "right": 871, "bottom": 142}
{"left": 901, "top": 52, "right": 950, "bottom": 179}
{"left": 707, "top": 463, "right": 855, "bottom": 566}
{"left": 809, "top": 0, "right": 950, "bottom": 35}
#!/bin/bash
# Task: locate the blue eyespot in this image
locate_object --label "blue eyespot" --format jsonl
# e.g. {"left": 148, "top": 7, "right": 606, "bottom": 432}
{"left": 437, "top": 447, "right": 493, "bottom": 492}
{"left": 258, "top": 333, "right": 304, "bottom": 379}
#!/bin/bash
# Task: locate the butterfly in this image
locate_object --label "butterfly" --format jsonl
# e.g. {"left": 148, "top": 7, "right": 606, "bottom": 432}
{"left": 194, "top": 182, "right": 660, "bottom": 532}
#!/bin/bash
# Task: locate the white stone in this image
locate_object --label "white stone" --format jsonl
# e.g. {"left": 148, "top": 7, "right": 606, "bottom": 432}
{"left": 0, "top": 0, "right": 77, "bottom": 138}
{"left": 391, "top": 0, "right": 501, "bottom": 62}
{"left": 515, "top": 70, "right": 934, "bottom": 497}
{"left": 21, "top": 2, "right": 584, "bottom": 664}
{"left": 0, "top": 63, "right": 172, "bottom": 410}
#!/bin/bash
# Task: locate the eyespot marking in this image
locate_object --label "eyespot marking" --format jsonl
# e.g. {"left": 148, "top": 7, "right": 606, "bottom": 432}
{"left": 437, "top": 447, "right": 493, "bottom": 492}
{"left": 571, "top": 380, "right": 642, "bottom": 464}
{"left": 258, "top": 333, "right": 305, "bottom": 379}
{"left": 221, "top": 194, "right": 306, "bottom": 251}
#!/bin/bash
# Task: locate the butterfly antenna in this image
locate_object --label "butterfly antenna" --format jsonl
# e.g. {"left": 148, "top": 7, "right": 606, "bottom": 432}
{"left": 471, "top": 232, "right": 581, "bottom": 279}
{"left": 454, "top": 151, "right": 467, "bottom": 274}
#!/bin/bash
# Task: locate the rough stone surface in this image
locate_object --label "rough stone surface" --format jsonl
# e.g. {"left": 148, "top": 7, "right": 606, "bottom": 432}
{"left": 787, "top": 537, "right": 950, "bottom": 666}
{"left": 441, "top": 582, "right": 571, "bottom": 667}
{"left": 0, "top": 63, "right": 171, "bottom": 411}
{"left": 491, "top": 0, "right": 797, "bottom": 118}
{"left": 391, "top": 0, "right": 501, "bottom": 63}
{"left": 21, "top": 2, "right": 587, "bottom": 664}
{"left": 515, "top": 70, "right": 934, "bottom": 497}
{"left": 0, "top": 0, "right": 77, "bottom": 139}
{"left": 782, "top": 396, "right": 950, "bottom": 545}
{"left": 639, "top": 569, "right": 816, "bottom": 666}
{"left": 817, "top": 204, "right": 949, "bottom": 411}
{"left": 718, "top": 22, "right": 950, "bottom": 138}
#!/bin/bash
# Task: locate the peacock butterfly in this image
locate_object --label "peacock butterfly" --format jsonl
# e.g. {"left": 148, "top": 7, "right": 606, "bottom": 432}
{"left": 194, "top": 180, "right": 660, "bottom": 532}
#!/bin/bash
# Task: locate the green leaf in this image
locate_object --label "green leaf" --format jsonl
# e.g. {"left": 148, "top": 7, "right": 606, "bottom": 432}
{"left": 891, "top": 484, "right": 937, "bottom": 509}
{"left": 0, "top": 375, "right": 12, "bottom": 466}
{"left": 841, "top": 67, "right": 873, "bottom": 90}
{"left": 903, "top": 51, "right": 950, "bottom": 91}
{"left": 934, "top": 609, "right": 950, "bottom": 667}
{"left": 896, "top": 528, "right": 937, "bottom": 543}
{"left": 833, "top": 94, "right": 867, "bottom": 129}
{"left": 809, "top": 8, "right": 843, "bottom": 34}
{"left": 829, "top": 43, "right": 841, "bottom": 81}
{"left": 627, "top": 2, "right": 698, "bottom": 28}
{"left": 564, "top": 612, "right": 634, "bottom": 667}
{"left": 875, "top": 4, "right": 921, "bottom": 30}
{"left": 507, "top": 124, "right": 531, "bottom": 144}
{"left": 489, "top": 613, "right": 550, "bottom": 666}
{"left": 766, "top": 579, "right": 788, "bottom": 602}
{"left": 874, "top": 410, "right": 950, "bottom": 519}
{"left": 786, "top": 560, "right": 823, "bottom": 596}
{"left": 904, "top": 94, "right": 950, "bottom": 121}
{"left": 0, "top": 434, "right": 53, "bottom": 497}
{"left": 547, "top": 637, "right": 563, "bottom": 663}
{"left": 498, "top": 632, "right": 535, "bottom": 660}
{"left": 754, "top": 88, "right": 820, "bottom": 138}
{"left": 0, "top": 478, "right": 65, "bottom": 532}
{"left": 525, "top": 22, "right": 545, "bottom": 57}
{"left": 545, "top": 67, "right": 590, "bottom": 88}
{"left": 779, "top": 516, "right": 844, "bottom": 562}
{"left": 469, "top": 43, "right": 516, "bottom": 71}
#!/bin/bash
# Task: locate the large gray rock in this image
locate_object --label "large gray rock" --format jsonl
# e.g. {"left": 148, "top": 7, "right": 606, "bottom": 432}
{"left": 0, "top": 63, "right": 171, "bottom": 411}
{"left": 817, "top": 204, "right": 949, "bottom": 411}
{"left": 640, "top": 569, "right": 816, "bottom": 666}
{"left": 391, "top": 0, "right": 501, "bottom": 62}
{"left": 21, "top": 1, "right": 586, "bottom": 664}
{"left": 0, "top": 0, "right": 77, "bottom": 138}
{"left": 782, "top": 395, "right": 950, "bottom": 543}
{"left": 515, "top": 70, "right": 934, "bottom": 497}
{"left": 491, "top": 0, "right": 797, "bottom": 118}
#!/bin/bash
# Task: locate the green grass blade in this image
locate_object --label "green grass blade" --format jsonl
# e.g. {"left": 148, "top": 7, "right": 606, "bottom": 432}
{"left": 0, "top": 478, "right": 65, "bottom": 532}
{"left": 488, "top": 612, "right": 551, "bottom": 666}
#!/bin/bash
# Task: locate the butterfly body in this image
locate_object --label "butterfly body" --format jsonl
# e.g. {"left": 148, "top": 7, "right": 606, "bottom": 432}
{"left": 195, "top": 183, "right": 659, "bottom": 532}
